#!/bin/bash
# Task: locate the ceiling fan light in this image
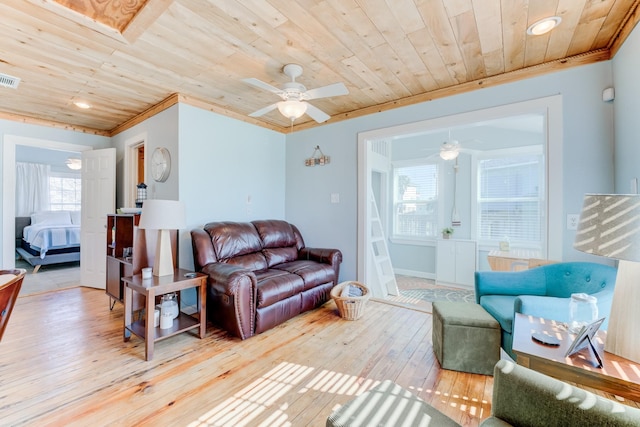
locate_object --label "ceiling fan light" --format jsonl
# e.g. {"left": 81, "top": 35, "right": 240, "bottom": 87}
{"left": 527, "top": 16, "right": 562, "bottom": 36}
{"left": 277, "top": 100, "right": 307, "bottom": 120}
{"left": 66, "top": 158, "right": 82, "bottom": 170}
{"left": 440, "top": 141, "right": 460, "bottom": 160}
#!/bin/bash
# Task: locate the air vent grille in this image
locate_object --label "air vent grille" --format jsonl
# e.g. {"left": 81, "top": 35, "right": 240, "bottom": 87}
{"left": 0, "top": 73, "right": 20, "bottom": 89}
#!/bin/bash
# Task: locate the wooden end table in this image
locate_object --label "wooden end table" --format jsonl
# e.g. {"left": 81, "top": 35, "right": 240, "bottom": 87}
{"left": 123, "top": 268, "right": 207, "bottom": 361}
{"left": 512, "top": 313, "right": 640, "bottom": 402}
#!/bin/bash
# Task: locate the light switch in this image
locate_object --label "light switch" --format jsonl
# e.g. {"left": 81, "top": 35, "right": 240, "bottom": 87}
{"left": 331, "top": 193, "right": 340, "bottom": 203}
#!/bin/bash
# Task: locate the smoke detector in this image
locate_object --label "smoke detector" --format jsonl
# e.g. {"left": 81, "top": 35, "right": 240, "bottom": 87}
{"left": 0, "top": 73, "right": 20, "bottom": 89}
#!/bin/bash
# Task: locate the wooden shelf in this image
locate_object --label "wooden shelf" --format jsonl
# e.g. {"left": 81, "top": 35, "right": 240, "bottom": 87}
{"left": 126, "top": 312, "right": 200, "bottom": 342}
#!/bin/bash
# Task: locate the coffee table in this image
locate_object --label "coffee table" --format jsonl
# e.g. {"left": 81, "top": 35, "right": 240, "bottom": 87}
{"left": 512, "top": 313, "right": 640, "bottom": 402}
{"left": 123, "top": 268, "right": 207, "bottom": 361}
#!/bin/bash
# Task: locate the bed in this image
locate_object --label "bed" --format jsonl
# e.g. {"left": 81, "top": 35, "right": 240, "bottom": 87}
{"left": 15, "top": 211, "right": 81, "bottom": 273}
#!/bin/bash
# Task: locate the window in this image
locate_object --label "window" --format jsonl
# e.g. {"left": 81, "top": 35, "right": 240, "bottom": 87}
{"left": 477, "top": 148, "right": 544, "bottom": 246}
{"left": 392, "top": 161, "right": 439, "bottom": 239}
{"left": 49, "top": 173, "right": 81, "bottom": 211}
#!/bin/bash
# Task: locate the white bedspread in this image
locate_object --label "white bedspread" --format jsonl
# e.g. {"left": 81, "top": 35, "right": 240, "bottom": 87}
{"left": 23, "top": 224, "right": 81, "bottom": 259}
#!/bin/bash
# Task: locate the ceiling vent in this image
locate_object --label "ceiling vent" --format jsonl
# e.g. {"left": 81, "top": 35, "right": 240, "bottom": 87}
{"left": 0, "top": 73, "right": 21, "bottom": 89}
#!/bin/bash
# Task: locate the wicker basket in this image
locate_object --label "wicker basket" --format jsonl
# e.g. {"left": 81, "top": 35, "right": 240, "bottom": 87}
{"left": 330, "top": 281, "right": 370, "bottom": 320}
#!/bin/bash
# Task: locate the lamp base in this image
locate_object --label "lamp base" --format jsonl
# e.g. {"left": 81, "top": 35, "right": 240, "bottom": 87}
{"left": 152, "top": 229, "right": 175, "bottom": 277}
{"left": 604, "top": 260, "right": 640, "bottom": 363}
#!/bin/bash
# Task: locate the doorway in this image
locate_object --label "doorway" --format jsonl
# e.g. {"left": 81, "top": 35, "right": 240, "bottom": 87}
{"left": 357, "top": 96, "right": 563, "bottom": 302}
{"left": 2, "top": 135, "right": 92, "bottom": 269}
{"left": 123, "top": 134, "right": 146, "bottom": 208}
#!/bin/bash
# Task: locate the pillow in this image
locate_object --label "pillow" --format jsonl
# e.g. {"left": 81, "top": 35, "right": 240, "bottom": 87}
{"left": 31, "top": 211, "right": 72, "bottom": 226}
{"left": 70, "top": 211, "right": 81, "bottom": 225}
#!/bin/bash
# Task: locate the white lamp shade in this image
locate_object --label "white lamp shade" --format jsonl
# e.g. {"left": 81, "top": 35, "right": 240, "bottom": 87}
{"left": 574, "top": 193, "right": 640, "bottom": 363}
{"left": 138, "top": 199, "right": 186, "bottom": 231}
{"left": 574, "top": 194, "right": 640, "bottom": 262}
{"left": 137, "top": 200, "right": 185, "bottom": 277}
{"left": 277, "top": 100, "right": 307, "bottom": 120}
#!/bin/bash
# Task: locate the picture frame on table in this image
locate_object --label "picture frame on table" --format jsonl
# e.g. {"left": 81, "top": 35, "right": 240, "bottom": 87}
{"left": 565, "top": 317, "right": 606, "bottom": 368}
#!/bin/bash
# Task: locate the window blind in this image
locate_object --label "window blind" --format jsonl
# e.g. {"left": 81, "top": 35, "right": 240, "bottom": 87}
{"left": 393, "top": 163, "right": 439, "bottom": 238}
{"left": 477, "top": 154, "right": 543, "bottom": 244}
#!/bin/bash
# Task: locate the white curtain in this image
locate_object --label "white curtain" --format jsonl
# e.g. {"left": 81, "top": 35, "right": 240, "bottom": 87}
{"left": 16, "top": 162, "right": 50, "bottom": 216}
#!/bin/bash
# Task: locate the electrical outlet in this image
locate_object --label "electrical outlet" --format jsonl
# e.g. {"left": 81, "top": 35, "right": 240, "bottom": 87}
{"left": 331, "top": 193, "right": 340, "bottom": 203}
{"left": 567, "top": 214, "right": 579, "bottom": 230}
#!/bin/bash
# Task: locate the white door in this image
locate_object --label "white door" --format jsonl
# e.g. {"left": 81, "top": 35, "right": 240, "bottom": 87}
{"left": 80, "top": 148, "right": 116, "bottom": 289}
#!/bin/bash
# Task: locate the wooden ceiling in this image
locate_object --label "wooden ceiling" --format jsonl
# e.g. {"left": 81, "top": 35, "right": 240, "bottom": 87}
{"left": 1, "top": 0, "right": 638, "bottom": 136}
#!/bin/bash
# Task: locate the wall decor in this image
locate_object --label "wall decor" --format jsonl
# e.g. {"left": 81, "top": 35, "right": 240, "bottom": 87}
{"left": 305, "top": 145, "right": 330, "bottom": 166}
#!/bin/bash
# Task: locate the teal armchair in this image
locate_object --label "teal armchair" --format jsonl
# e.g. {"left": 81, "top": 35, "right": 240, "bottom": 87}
{"left": 475, "top": 262, "right": 617, "bottom": 358}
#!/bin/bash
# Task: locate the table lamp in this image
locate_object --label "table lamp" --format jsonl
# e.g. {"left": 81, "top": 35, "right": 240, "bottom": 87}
{"left": 574, "top": 193, "right": 640, "bottom": 363}
{"left": 138, "top": 199, "right": 186, "bottom": 277}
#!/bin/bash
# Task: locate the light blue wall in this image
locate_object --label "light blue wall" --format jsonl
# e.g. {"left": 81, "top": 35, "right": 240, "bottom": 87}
{"left": 111, "top": 105, "right": 180, "bottom": 207}
{"left": 286, "top": 61, "right": 615, "bottom": 281}
{"left": 177, "top": 104, "right": 286, "bottom": 270}
{"left": 612, "top": 24, "right": 640, "bottom": 193}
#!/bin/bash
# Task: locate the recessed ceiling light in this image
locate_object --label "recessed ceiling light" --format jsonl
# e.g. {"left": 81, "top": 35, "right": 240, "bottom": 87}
{"left": 74, "top": 101, "right": 91, "bottom": 109}
{"left": 527, "top": 16, "right": 562, "bottom": 36}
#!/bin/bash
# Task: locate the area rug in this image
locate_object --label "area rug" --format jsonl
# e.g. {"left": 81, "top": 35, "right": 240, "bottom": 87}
{"left": 400, "top": 288, "right": 475, "bottom": 303}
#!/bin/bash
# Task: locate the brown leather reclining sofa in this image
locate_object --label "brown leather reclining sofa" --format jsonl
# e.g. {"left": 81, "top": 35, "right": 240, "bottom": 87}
{"left": 191, "top": 220, "right": 342, "bottom": 339}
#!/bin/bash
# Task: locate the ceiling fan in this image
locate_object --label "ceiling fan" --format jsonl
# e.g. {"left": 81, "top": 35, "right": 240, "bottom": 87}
{"left": 243, "top": 64, "right": 349, "bottom": 123}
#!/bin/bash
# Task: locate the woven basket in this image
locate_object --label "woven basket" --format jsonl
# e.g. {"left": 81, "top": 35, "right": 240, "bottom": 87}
{"left": 330, "top": 281, "right": 370, "bottom": 320}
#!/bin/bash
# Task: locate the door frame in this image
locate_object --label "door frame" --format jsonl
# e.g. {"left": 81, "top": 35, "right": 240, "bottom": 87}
{"left": 2, "top": 135, "right": 92, "bottom": 268}
{"left": 357, "top": 95, "right": 563, "bottom": 289}
{"left": 123, "top": 132, "right": 147, "bottom": 208}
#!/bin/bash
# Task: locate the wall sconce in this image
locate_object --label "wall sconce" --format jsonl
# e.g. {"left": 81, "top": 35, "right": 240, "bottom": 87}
{"left": 305, "top": 145, "right": 330, "bottom": 166}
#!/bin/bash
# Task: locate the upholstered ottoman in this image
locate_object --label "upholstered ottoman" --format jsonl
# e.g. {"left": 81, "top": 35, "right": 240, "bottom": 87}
{"left": 432, "top": 301, "right": 500, "bottom": 375}
{"left": 326, "top": 380, "right": 460, "bottom": 427}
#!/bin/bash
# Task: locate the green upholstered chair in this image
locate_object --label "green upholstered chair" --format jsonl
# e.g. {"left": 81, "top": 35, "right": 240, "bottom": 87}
{"left": 326, "top": 360, "right": 640, "bottom": 426}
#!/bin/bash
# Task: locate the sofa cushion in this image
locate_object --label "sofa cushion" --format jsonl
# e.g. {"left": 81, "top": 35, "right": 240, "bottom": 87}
{"left": 274, "top": 260, "right": 335, "bottom": 290}
{"left": 263, "top": 246, "right": 299, "bottom": 267}
{"left": 253, "top": 220, "right": 300, "bottom": 267}
{"left": 205, "top": 221, "right": 263, "bottom": 261}
{"left": 253, "top": 219, "right": 297, "bottom": 247}
{"left": 480, "top": 295, "right": 518, "bottom": 334}
{"left": 255, "top": 269, "right": 305, "bottom": 308}
{"left": 225, "top": 252, "right": 268, "bottom": 271}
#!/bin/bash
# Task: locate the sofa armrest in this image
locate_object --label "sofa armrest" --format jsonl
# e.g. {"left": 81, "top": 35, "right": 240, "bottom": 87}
{"left": 516, "top": 289, "right": 614, "bottom": 329}
{"left": 191, "top": 228, "right": 217, "bottom": 271}
{"left": 475, "top": 269, "right": 546, "bottom": 304}
{"left": 299, "top": 247, "right": 342, "bottom": 266}
{"left": 514, "top": 295, "right": 570, "bottom": 322}
{"left": 299, "top": 247, "right": 342, "bottom": 285}
{"left": 201, "top": 262, "right": 257, "bottom": 340}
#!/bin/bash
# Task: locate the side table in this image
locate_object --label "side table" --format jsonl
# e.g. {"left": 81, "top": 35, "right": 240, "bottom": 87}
{"left": 123, "top": 268, "right": 207, "bottom": 361}
{"left": 512, "top": 313, "right": 640, "bottom": 402}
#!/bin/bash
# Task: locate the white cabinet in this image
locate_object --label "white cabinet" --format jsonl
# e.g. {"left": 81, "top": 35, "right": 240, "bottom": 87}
{"left": 436, "top": 239, "right": 477, "bottom": 288}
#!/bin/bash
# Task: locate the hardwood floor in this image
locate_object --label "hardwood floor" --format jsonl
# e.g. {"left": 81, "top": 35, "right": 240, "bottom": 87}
{"left": 1, "top": 288, "right": 493, "bottom": 426}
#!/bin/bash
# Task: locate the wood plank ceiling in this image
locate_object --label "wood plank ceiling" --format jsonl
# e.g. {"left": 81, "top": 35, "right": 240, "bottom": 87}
{"left": 0, "top": 0, "right": 638, "bottom": 135}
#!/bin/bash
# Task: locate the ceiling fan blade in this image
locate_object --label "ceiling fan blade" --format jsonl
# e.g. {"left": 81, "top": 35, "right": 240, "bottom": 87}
{"left": 248, "top": 103, "right": 278, "bottom": 117}
{"left": 304, "top": 102, "right": 330, "bottom": 123}
{"left": 242, "top": 78, "right": 283, "bottom": 95}
{"left": 303, "top": 82, "right": 348, "bottom": 100}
